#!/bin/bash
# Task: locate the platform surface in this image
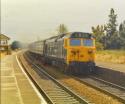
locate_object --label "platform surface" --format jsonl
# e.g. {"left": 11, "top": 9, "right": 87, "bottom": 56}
{"left": 96, "top": 61, "right": 125, "bottom": 73}
{"left": 0, "top": 53, "right": 46, "bottom": 104}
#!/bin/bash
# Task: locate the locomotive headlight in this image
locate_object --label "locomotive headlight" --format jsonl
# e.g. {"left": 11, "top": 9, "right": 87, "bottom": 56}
{"left": 88, "top": 49, "right": 93, "bottom": 54}
{"left": 71, "top": 50, "right": 76, "bottom": 55}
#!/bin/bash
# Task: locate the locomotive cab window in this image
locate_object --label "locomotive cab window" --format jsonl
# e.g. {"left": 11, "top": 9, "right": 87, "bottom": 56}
{"left": 83, "top": 39, "right": 93, "bottom": 46}
{"left": 70, "top": 39, "right": 81, "bottom": 46}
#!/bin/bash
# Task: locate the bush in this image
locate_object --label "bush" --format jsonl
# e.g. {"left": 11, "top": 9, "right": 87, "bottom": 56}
{"left": 96, "top": 41, "right": 104, "bottom": 50}
{"left": 11, "top": 41, "right": 22, "bottom": 50}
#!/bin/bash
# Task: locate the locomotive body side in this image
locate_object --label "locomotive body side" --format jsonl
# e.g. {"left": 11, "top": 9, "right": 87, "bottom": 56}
{"left": 44, "top": 35, "right": 67, "bottom": 66}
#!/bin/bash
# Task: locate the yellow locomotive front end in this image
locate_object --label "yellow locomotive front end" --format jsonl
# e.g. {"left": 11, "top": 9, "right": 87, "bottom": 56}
{"left": 64, "top": 32, "right": 96, "bottom": 74}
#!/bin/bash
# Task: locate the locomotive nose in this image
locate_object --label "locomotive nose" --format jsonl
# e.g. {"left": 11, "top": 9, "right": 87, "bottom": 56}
{"left": 71, "top": 50, "right": 80, "bottom": 55}
{"left": 88, "top": 49, "right": 94, "bottom": 54}
{"left": 69, "top": 47, "right": 95, "bottom": 62}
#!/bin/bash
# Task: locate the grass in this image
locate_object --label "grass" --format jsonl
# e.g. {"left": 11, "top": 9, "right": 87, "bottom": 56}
{"left": 96, "top": 50, "right": 125, "bottom": 64}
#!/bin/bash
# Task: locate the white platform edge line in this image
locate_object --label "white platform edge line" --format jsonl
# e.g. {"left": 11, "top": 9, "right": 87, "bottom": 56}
{"left": 13, "top": 57, "right": 24, "bottom": 104}
{"left": 16, "top": 55, "right": 47, "bottom": 104}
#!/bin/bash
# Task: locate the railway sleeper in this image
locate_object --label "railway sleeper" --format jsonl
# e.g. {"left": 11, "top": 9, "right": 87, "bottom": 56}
{"left": 48, "top": 93, "right": 72, "bottom": 97}
{"left": 52, "top": 101, "right": 80, "bottom": 104}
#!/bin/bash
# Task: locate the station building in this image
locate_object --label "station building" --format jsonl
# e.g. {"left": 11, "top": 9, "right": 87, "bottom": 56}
{"left": 0, "top": 34, "right": 11, "bottom": 54}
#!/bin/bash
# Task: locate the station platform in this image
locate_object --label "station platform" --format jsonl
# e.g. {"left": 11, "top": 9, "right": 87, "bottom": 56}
{"left": 0, "top": 53, "right": 47, "bottom": 104}
{"left": 96, "top": 61, "right": 125, "bottom": 73}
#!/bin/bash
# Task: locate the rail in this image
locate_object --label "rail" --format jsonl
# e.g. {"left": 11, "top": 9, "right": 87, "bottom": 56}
{"left": 18, "top": 53, "right": 91, "bottom": 104}
{"left": 73, "top": 75, "right": 125, "bottom": 103}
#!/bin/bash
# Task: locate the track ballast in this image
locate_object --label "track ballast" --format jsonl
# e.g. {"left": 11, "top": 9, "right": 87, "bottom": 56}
{"left": 18, "top": 53, "right": 92, "bottom": 104}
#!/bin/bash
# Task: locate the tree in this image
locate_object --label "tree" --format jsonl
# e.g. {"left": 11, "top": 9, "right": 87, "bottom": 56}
{"left": 92, "top": 8, "right": 124, "bottom": 49}
{"left": 91, "top": 25, "right": 106, "bottom": 50}
{"left": 106, "top": 8, "right": 117, "bottom": 37}
{"left": 105, "top": 8, "right": 120, "bottom": 49}
{"left": 57, "top": 24, "right": 68, "bottom": 34}
{"left": 119, "top": 21, "right": 125, "bottom": 49}
{"left": 119, "top": 21, "right": 125, "bottom": 38}
{"left": 11, "top": 41, "right": 22, "bottom": 50}
{"left": 92, "top": 25, "right": 106, "bottom": 42}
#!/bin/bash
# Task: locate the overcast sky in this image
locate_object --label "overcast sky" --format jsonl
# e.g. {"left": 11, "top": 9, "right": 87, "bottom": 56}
{"left": 1, "top": 0, "right": 125, "bottom": 43}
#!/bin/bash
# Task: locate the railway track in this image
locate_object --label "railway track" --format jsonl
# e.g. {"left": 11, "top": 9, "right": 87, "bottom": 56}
{"left": 23, "top": 51, "right": 125, "bottom": 103}
{"left": 74, "top": 75, "right": 125, "bottom": 103}
{"left": 18, "top": 53, "right": 92, "bottom": 104}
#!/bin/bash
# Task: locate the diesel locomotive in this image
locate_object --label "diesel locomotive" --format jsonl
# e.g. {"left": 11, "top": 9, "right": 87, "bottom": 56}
{"left": 29, "top": 32, "right": 96, "bottom": 74}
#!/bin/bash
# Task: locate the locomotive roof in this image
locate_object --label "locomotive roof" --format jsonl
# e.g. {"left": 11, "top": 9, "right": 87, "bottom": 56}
{"left": 30, "top": 32, "right": 93, "bottom": 44}
{"left": 45, "top": 32, "right": 93, "bottom": 42}
{"left": 45, "top": 34, "right": 68, "bottom": 42}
